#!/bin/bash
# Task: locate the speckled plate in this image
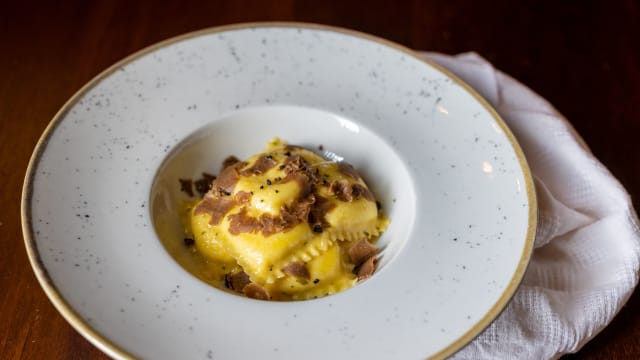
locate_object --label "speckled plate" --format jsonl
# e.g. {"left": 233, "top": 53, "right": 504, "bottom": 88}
{"left": 22, "top": 23, "right": 536, "bottom": 360}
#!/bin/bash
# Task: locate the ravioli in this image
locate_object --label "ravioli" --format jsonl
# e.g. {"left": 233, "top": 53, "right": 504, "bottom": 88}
{"left": 187, "top": 138, "right": 388, "bottom": 301}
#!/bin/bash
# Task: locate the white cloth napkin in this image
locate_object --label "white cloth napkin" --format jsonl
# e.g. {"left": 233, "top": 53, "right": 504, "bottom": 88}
{"left": 418, "top": 52, "right": 640, "bottom": 359}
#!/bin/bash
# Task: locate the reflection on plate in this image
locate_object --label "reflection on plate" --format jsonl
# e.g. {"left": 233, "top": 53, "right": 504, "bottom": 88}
{"left": 22, "top": 23, "right": 535, "bottom": 359}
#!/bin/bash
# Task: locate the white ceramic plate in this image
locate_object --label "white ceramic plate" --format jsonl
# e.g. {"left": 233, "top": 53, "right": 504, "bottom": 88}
{"left": 22, "top": 23, "right": 536, "bottom": 360}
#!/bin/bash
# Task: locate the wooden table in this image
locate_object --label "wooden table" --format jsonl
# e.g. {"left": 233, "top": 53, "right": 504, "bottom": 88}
{"left": 2, "top": 1, "right": 638, "bottom": 358}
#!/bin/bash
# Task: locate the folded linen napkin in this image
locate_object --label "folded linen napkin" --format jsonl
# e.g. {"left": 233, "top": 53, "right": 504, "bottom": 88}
{"left": 420, "top": 52, "right": 640, "bottom": 359}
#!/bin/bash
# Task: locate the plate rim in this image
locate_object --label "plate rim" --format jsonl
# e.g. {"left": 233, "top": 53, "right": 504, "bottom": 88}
{"left": 21, "top": 21, "right": 537, "bottom": 360}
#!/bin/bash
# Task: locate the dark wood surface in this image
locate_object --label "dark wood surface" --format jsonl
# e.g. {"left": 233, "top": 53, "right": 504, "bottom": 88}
{"left": 2, "top": 1, "right": 638, "bottom": 359}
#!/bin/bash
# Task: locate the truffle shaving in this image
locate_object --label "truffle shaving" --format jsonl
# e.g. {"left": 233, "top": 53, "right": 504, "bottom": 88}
{"left": 240, "top": 155, "right": 277, "bottom": 176}
{"left": 282, "top": 262, "right": 310, "bottom": 279}
{"left": 348, "top": 238, "right": 379, "bottom": 267}
{"left": 338, "top": 161, "right": 361, "bottom": 180}
{"left": 194, "top": 173, "right": 216, "bottom": 197}
{"left": 330, "top": 180, "right": 375, "bottom": 202}
{"left": 179, "top": 178, "right": 194, "bottom": 197}
{"left": 281, "top": 194, "right": 315, "bottom": 224}
{"left": 193, "top": 195, "right": 236, "bottom": 225}
{"left": 211, "top": 161, "right": 245, "bottom": 196}
{"left": 227, "top": 208, "right": 263, "bottom": 234}
{"left": 224, "top": 271, "right": 251, "bottom": 292}
{"left": 282, "top": 172, "right": 313, "bottom": 197}
{"left": 235, "top": 190, "right": 252, "bottom": 205}
{"left": 244, "top": 283, "right": 270, "bottom": 300}
{"left": 309, "top": 195, "right": 335, "bottom": 229}
{"left": 221, "top": 156, "right": 240, "bottom": 171}
{"left": 356, "top": 255, "right": 377, "bottom": 280}
{"left": 283, "top": 154, "right": 308, "bottom": 174}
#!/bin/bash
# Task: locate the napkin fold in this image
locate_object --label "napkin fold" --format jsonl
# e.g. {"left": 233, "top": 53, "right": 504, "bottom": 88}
{"left": 420, "top": 52, "right": 640, "bottom": 359}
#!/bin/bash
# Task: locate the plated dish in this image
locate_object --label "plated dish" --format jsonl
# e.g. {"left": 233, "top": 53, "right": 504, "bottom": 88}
{"left": 182, "top": 138, "right": 388, "bottom": 301}
{"left": 22, "top": 23, "right": 536, "bottom": 359}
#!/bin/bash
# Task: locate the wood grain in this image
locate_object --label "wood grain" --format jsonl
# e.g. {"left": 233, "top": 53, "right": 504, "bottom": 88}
{"left": 1, "top": 1, "right": 638, "bottom": 359}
